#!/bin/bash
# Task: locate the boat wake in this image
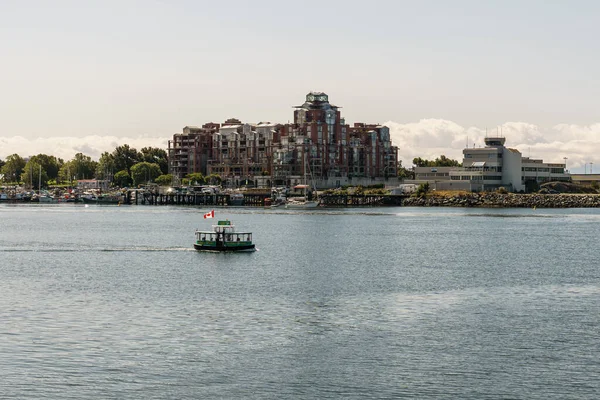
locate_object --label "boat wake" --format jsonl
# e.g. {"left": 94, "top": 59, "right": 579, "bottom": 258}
{"left": 1, "top": 246, "right": 195, "bottom": 253}
{"left": 100, "top": 246, "right": 195, "bottom": 252}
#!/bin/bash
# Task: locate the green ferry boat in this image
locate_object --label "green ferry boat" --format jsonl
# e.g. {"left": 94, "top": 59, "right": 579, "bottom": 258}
{"left": 194, "top": 220, "right": 255, "bottom": 252}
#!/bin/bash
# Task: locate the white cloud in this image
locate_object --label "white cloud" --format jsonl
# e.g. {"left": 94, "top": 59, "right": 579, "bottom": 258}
{"left": 385, "top": 119, "right": 600, "bottom": 172}
{"left": 0, "top": 136, "right": 169, "bottom": 161}
{"left": 1, "top": 121, "right": 599, "bottom": 173}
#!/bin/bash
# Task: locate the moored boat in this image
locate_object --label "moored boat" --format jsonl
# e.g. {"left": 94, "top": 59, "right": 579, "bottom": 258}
{"left": 81, "top": 193, "right": 123, "bottom": 204}
{"left": 229, "top": 192, "right": 245, "bottom": 206}
{"left": 285, "top": 198, "right": 319, "bottom": 208}
{"left": 194, "top": 220, "right": 255, "bottom": 252}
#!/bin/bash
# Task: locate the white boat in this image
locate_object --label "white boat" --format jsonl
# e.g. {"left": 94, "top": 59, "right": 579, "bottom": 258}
{"left": 285, "top": 200, "right": 319, "bottom": 209}
{"left": 38, "top": 192, "right": 58, "bottom": 203}
{"left": 36, "top": 167, "right": 58, "bottom": 203}
{"left": 285, "top": 185, "right": 319, "bottom": 209}
{"left": 285, "top": 153, "right": 320, "bottom": 209}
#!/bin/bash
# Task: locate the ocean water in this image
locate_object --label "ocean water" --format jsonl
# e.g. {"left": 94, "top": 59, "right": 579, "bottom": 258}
{"left": 1, "top": 203, "right": 599, "bottom": 399}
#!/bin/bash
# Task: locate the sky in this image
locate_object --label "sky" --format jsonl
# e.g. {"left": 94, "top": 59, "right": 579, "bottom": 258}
{"left": 1, "top": 0, "right": 599, "bottom": 172}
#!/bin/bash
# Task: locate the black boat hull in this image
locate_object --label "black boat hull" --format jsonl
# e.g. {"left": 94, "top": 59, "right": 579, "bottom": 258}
{"left": 193, "top": 243, "right": 255, "bottom": 252}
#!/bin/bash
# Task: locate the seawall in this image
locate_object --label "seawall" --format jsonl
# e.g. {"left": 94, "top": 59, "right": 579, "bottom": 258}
{"left": 402, "top": 193, "right": 600, "bottom": 208}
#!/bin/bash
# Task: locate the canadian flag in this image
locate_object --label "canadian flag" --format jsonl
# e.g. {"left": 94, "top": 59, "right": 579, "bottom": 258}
{"left": 203, "top": 210, "right": 215, "bottom": 219}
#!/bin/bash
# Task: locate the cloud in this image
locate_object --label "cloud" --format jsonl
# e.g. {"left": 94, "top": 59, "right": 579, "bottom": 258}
{"left": 385, "top": 119, "right": 600, "bottom": 172}
{"left": 1, "top": 120, "right": 599, "bottom": 173}
{"left": 0, "top": 136, "right": 169, "bottom": 161}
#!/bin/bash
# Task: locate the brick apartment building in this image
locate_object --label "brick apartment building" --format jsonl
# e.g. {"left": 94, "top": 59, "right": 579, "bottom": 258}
{"left": 168, "top": 92, "right": 399, "bottom": 188}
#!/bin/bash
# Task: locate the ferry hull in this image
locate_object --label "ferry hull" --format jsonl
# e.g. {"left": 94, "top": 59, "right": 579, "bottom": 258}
{"left": 193, "top": 243, "right": 256, "bottom": 252}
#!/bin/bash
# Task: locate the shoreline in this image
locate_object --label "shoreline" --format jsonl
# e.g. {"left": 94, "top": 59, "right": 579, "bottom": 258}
{"left": 401, "top": 193, "right": 600, "bottom": 208}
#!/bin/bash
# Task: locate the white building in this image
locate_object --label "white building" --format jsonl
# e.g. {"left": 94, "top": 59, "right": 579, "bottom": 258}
{"left": 414, "top": 137, "right": 569, "bottom": 192}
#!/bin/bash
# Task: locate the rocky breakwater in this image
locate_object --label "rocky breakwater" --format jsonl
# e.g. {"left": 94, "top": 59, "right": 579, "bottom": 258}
{"left": 402, "top": 193, "right": 600, "bottom": 208}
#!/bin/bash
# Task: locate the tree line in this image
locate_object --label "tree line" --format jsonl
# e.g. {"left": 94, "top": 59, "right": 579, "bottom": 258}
{"left": 0, "top": 144, "right": 224, "bottom": 190}
{"left": 412, "top": 155, "right": 462, "bottom": 168}
{"left": 0, "top": 145, "right": 165, "bottom": 189}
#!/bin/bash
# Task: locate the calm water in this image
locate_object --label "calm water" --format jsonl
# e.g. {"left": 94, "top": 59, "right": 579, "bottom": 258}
{"left": 1, "top": 203, "right": 599, "bottom": 399}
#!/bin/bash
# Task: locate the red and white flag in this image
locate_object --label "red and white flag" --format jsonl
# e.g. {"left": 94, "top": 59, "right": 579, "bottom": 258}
{"left": 203, "top": 210, "right": 215, "bottom": 219}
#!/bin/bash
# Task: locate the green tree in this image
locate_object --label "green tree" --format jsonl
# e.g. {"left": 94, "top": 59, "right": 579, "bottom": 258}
{"left": 414, "top": 182, "right": 430, "bottom": 197}
{"left": 413, "top": 155, "right": 461, "bottom": 167}
{"left": 21, "top": 160, "right": 49, "bottom": 190}
{"left": 155, "top": 174, "right": 173, "bottom": 186}
{"left": 113, "top": 169, "right": 132, "bottom": 187}
{"left": 96, "top": 151, "right": 116, "bottom": 181}
{"left": 186, "top": 172, "right": 205, "bottom": 185}
{"left": 434, "top": 155, "right": 461, "bottom": 167}
{"left": 131, "top": 162, "right": 161, "bottom": 186}
{"left": 70, "top": 152, "right": 97, "bottom": 180}
{"left": 1, "top": 154, "right": 26, "bottom": 183}
{"left": 206, "top": 173, "right": 222, "bottom": 185}
{"left": 113, "top": 144, "right": 141, "bottom": 176}
{"left": 140, "top": 147, "right": 168, "bottom": 175}
{"left": 29, "top": 154, "right": 62, "bottom": 181}
{"left": 0, "top": 158, "right": 5, "bottom": 170}
{"left": 397, "top": 160, "right": 414, "bottom": 179}
{"left": 58, "top": 161, "right": 74, "bottom": 185}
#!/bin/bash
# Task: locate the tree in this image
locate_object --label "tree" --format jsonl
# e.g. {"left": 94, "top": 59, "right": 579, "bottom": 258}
{"left": 0, "top": 158, "right": 5, "bottom": 170}
{"left": 96, "top": 151, "right": 116, "bottom": 181}
{"left": 186, "top": 172, "right": 205, "bottom": 185}
{"left": 71, "top": 153, "right": 97, "bottom": 180}
{"left": 1, "top": 154, "right": 26, "bottom": 183}
{"left": 29, "top": 154, "right": 62, "bottom": 181}
{"left": 413, "top": 155, "right": 461, "bottom": 167}
{"left": 155, "top": 174, "right": 173, "bottom": 186}
{"left": 113, "top": 169, "right": 132, "bottom": 187}
{"left": 414, "top": 182, "right": 430, "bottom": 197}
{"left": 112, "top": 145, "right": 141, "bottom": 176}
{"left": 140, "top": 147, "right": 168, "bottom": 175}
{"left": 206, "top": 173, "right": 222, "bottom": 185}
{"left": 397, "top": 160, "right": 414, "bottom": 180}
{"left": 435, "top": 155, "right": 461, "bottom": 167}
{"left": 58, "top": 161, "right": 74, "bottom": 185}
{"left": 21, "top": 160, "right": 48, "bottom": 190}
{"left": 130, "top": 162, "right": 161, "bottom": 186}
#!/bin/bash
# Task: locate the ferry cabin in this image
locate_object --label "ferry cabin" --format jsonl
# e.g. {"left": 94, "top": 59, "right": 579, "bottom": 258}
{"left": 195, "top": 221, "right": 253, "bottom": 248}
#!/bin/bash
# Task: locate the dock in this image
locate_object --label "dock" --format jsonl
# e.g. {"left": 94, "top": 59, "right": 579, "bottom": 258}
{"left": 124, "top": 190, "right": 408, "bottom": 207}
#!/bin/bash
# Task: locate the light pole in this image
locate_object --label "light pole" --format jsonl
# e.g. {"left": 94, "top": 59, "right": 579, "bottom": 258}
{"left": 591, "top": 162, "right": 594, "bottom": 174}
